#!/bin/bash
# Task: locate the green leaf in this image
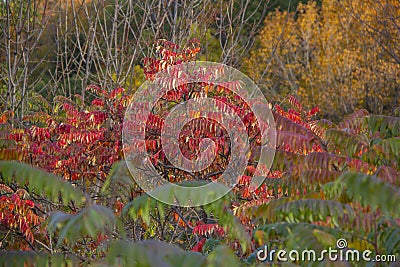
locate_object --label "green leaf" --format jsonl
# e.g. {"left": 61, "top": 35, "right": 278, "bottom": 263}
{"left": 378, "top": 226, "right": 400, "bottom": 255}
{"left": 202, "top": 238, "right": 220, "bottom": 254}
{"left": 47, "top": 205, "right": 116, "bottom": 246}
{"left": 205, "top": 245, "right": 243, "bottom": 267}
{"left": 378, "top": 137, "right": 400, "bottom": 159}
{"left": 123, "top": 193, "right": 166, "bottom": 226}
{"left": 204, "top": 195, "right": 251, "bottom": 253}
{"left": 123, "top": 181, "right": 251, "bottom": 253}
{"left": 253, "top": 197, "right": 292, "bottom": 223}
{"left": 323, "top": 171, "right": 400, "bottom": 217}
{"left": 106, "top": 240, "right": 206, "bottom": 267}
{"left": 276, "top": 199, "right": 355, "bottom": 226}
{"left": 255, "top": 222, "right": 343, "bottom": 249}
{"left": 253, "top": 193, "right": 325, "bottom": 223}
{"left": 285, "top": 224, "right": 336, "bottom": 251}
{"left": 148, "top": 180, "right": 232, "bottom": 207}
{"left": 102, "top": 160, "right": 137, "bottom": 195}
{"left": 325, "top": 129, "right": 368, "bottom": 157}
{"left": 365, "top": 115, "right": 400, "bottom": 139}
{"left": 300, "top": 169, "right": 341, "bottom": 189}
{"left": 0, "top": 160, "right": 85, "bottom": 205}
{"left": 0, "top": 251, "right": 78, "bottom": 267}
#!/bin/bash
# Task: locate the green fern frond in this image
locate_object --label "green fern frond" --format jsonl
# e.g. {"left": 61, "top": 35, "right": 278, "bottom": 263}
{"left": 254, "top": 221, "right": 374, "bottom": 254}
{"left": 205, "top": 197, "right": 252, "bottom": 253}
{"left": 101, "top": 161, "right": 140, "bottom": 201}
{"left": 106, "top": 239, "right": 206, "bottom": 267}
{"left": 48, "top": 205, "right": 116, "bottom": 246}
{"left": 206, "top": 245, "right": 243, "bottom": 267}
{"left": 255, "top": 222, "right": 341, "bottom": 249}
{"left": 123, "top": 193, "right": 166, "bottom": 226}
{"left": 137, "top": 180, "right": 232, "bottom": 208}
{"left": 378, "top": 137, "right": 400, "bottom": 161}
{"left": 323, "top": 171, "right": 400, "bottom": 217}
{"left": 285, "top": 224, "right": 338, "bottom": 251}
{"left": 0, "top": 251, "right": 78, "bottom": 267}
{"left": 378, "top": 226, "right": 400, "bottom": 255}
{"left": 105, "top": 240, "right": 242, "bottom": 267}
{"left": 253, "top": 196, "right": 300, "bottom": 223}
{"left": 276, "top": 199, "right": 355, "bottom": 227}
{"left": 365, "top": 115, "right": 400, "bottom": 138}
{"left": 0, "top": 161, "right": 85, "bottom": 205}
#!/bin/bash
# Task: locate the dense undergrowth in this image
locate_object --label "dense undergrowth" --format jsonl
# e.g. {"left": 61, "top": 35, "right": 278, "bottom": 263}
{"left": 0, "top": 40, "right": 399, "bottom": 266}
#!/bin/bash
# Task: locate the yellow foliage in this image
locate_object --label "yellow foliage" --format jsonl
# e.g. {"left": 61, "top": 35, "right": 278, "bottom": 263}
{"left": 245, "top": 0, "right": 400, "bottom": 120}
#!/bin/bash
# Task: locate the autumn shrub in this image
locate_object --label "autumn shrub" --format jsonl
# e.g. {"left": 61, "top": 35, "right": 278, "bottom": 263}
{"left": 245, "top": 0, "right": 400, "bottom": 121}
{"left": 0, "top": 39, "right": 399, "bottom": 266}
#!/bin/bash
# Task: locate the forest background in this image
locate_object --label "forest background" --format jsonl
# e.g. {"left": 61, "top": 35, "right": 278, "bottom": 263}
{"left": 2, "top": 0, "right": 398, "bottom": 121}
{"left": 0, "top": 0, "right": 399, "bottom": 266}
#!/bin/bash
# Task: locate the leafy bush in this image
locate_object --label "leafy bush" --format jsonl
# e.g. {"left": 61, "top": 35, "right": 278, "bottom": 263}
{"left": 0, "top": 39, "right": 398, "bottom": 266}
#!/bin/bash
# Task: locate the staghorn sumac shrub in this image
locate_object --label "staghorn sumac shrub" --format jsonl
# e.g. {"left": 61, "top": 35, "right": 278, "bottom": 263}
{"left": 0, "top": 84, "right": 129, "bottom": 251}
{"left": 0, "top": 188, "right": 43, "bottom": 250}
{"left": 1, "top": 86, "right": 129, "bottom": 187}
{"left": 0, "top": 38, "right": 398, "bottom": 266}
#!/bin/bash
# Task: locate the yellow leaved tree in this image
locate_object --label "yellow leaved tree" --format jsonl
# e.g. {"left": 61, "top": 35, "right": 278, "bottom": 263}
{"left": 245, "top": 0, "right": 399, "bottom": 121}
